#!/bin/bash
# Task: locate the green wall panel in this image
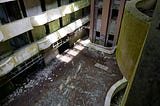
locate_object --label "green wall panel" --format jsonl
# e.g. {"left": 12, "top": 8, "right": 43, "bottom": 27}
{"left": 74, "top": 9, "right": 82, "bottom": 20}
{"left": 116, "top": 9, "right": 150, "bottom": 80}
{"left": 31, "top": 26, "right": 46, "bottom": 41}
{"left": 0, "top": 41, "right": 12, "bottom": 59}
{"left": 49, "top": 19, "right": 60, "bottom": 33}
{"left": 62, "top": 14, "right": 71, "bottom": 26}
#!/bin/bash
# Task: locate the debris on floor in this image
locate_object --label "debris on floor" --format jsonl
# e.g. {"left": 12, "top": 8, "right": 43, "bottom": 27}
{"left": 94, "top": 63, "right": 109, "bottom": 71}
{"left": 1, "top": 38, "right": 122, "bottom": 106}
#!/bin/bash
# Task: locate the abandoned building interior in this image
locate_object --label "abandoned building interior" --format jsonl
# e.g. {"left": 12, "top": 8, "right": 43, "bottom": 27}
{"left": 0, "top": 0, "right": 159, "bottom": 105}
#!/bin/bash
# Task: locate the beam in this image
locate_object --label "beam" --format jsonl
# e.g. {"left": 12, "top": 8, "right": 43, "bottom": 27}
{"left": 100, "top": 0, "right": 112, "bottom": 46}
{"left": 113, "top": 0, "right": 126, "bottom": 46}
{"left": 89, "top": 0, "right": 98, "bottom": 42}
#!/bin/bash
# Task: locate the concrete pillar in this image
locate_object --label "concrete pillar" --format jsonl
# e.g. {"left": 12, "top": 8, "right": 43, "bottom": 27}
{"left": 122, "top": 0, "right": 160, "bottom": 105}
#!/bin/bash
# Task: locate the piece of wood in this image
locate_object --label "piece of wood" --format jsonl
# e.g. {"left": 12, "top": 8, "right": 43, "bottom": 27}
{"left": 95, "top": 63, "right": 108, "bottom": 71}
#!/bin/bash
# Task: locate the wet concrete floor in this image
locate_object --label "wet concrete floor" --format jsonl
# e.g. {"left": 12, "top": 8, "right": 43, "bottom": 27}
{"left": 2, "top": 39, "right": 122, "bottom": 106}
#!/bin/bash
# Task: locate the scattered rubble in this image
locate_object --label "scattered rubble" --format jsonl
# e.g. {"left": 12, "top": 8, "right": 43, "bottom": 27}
{"left": 1, "top": 39, "right": 122, "bottom": 106}
{"left": 2, "top": 59, "right": 61, "bottom": 106}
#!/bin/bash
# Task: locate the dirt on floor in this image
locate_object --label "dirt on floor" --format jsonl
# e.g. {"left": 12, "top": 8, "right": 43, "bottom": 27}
{"left": 1, "top": 39, "right": 122, "bottom": 106}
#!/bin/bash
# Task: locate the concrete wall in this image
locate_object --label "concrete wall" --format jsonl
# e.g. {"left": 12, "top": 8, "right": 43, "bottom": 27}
{"left": 116, "top": 0, "right": 151, "bottom": 80}
{"left": 123, "top": 1, "right": 160, "bottom": 105}
{"left": 115, "top": 0, "right": 157, "bottom": 105}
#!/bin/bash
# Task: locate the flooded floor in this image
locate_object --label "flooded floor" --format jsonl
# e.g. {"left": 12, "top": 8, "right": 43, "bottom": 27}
{"left": 1, "top": 39, "right": 122, "bottom": 106}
